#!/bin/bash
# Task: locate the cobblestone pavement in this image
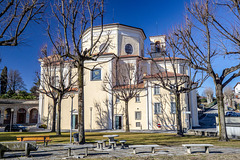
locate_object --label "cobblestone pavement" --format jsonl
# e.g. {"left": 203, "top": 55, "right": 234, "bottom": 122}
{"left": 2, "top": 143, "right": 240, "bottom": 159}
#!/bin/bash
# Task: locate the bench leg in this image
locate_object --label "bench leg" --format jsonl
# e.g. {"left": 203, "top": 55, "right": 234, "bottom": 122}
{"left": 100, "top": 143, "right": 103, "bottom": 150}
{"left": 25, "top": 143, "right": 30, "bottom": 157}
{"left": 111, "top": 143, "right": 115, "bottom": 150}
{"left": 186, "top": 147, "right": 191, "bottom": 154}
{"left": 103, "top": 141, "right": 106, "bottom": 148}
{"left": 121, "top": 142, "right": 125, "bottom": 149}
{"left": 133, "top": 148, "right": 136, "bottom": 154}
{"left": 0, "top": 150, "right": 4, "bottom": 158}
{"left": 67, "top": 148, "right": 71, "bottom": 157}
{"left": 205, "top": 146, "right": 209, "bottom": 153}
{"left": 151, "top": 147, "right": 155, "bottom": 153}
{"left": 85, "top": 147, "right": 88, "bottom": 156}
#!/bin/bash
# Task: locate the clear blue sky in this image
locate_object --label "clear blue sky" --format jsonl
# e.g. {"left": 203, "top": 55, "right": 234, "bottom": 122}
{"left": 0, "top": 0, "right": 239, "bottom": 95}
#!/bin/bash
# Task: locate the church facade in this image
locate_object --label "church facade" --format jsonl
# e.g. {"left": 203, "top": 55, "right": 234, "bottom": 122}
{"left": 39, "top": 23, "right": 199, "bottom": 131}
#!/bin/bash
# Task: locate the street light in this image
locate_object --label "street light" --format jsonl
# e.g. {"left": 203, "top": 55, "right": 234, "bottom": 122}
{"left": 69, "top": 93, "right": 75, "bottom": 143}
{"left": 10, "top": 108, "right": 14, "bottom": 132}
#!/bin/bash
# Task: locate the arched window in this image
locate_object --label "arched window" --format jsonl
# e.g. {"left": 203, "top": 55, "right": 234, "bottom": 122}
{"left": 4, "top": 108, "right": 11, "bottom": 124}
{"left": 155, "top": 41, "right": 161, "bottom": 53}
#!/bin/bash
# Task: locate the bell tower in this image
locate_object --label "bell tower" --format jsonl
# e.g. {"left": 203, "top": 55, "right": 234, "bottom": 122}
{"left": 149, "top": 35, "right": 166, "bottom": 58}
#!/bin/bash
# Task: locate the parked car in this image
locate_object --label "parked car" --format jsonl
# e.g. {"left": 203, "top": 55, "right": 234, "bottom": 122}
{"left": 4, "top": 124, "right": 28, "bottom": 132}
{"left": 225, "top": 111, "right": 240, "bottom": 117}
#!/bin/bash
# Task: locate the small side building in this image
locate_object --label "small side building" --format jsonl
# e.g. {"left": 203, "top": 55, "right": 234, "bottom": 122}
{"left": 0, "top": 99, "right": 39, "bottom": 126}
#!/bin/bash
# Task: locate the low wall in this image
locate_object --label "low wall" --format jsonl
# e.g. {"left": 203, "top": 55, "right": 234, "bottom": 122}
{"left": 216, "top": 117, "right": 240, "bottom": 139}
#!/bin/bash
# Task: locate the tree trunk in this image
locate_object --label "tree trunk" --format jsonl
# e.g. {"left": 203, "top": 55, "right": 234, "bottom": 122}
{"left": 51, "top": 99, "right": 57, "bottom": 132}
{"left": 215, "top": 83, "right": 229, "bottom": 141}
{"left": 125, "top": 100, "right": 130, "bottom": 132}
{"left": 175, "top": 93, "right": 183, "bottom": 136}
{"left": 56, "top": 96, "right": 62, "bottom": 136}
{"left": 78, "top": 61, "right": 85, "bottom": 144}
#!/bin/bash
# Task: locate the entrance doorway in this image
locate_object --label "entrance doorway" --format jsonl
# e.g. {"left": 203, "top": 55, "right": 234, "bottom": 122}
{"left": 115, "top": 115, "right": 122, "bottom": 129}
{"left": 17, "top": 108, "right": 26, "bottom": 124}
{"left": 29, "top": 109, "right": 38, "bottom": 124}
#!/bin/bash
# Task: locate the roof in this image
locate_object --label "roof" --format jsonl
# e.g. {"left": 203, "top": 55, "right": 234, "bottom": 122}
{"left": 0, "top": 99, "right": 38, "bottom": 105}
{"left": 234, "top": 82, "right": 240, "bottom": 88}
{"left": 92, "top": 52, "right": 116, "bottom": 56}
{"left": 68, "top": 88, "right": 78, "bottom": 92}
{"left": 119, "top": 55, "right": 141, "bottom": 58}
{"left": 113, "top": 83, "right": 145, "bottom": 89}
{"left": 143, "top": 57, "right": 187, "bottom": 61}
{"left": 143, "top": 72, "right": 188, "bottom": 79}
{"left": 83, "top": 23, "right": 146, "bottom": 40}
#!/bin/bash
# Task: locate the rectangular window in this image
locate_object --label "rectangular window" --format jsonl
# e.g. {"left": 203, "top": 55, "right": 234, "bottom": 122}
{"left": 135, "top": 111, "right": 141, "bottom": 120}
{"left": 116, "top": 95, "right": 120, "bottom": 103}
{"left": 51, "top": 76, "right": 59, "bottom": 87}
{"left": 135, "top": 94, "right": 140, "bottom": 102}
{"left": 154, "top": 103, "right": 161, "bottom": 114}
{"left": 91, "top": 69, "right": 101, "bottom": 81}
{"left": 154, "top": 85, "right": 160, "bottom": 95}
{"left": 136, "top": 122, "right": 141, "bottom": 127}
{"left": 171, "top": 102, "right": 176, "bottom": 114}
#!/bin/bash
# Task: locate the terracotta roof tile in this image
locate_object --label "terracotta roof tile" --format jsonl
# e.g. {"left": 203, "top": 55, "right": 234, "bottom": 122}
{"left": 143, "top": 72, "right": 188, "bottom": 79}
{"left": 113, "top": 83, "right": 145, "bottom": 89}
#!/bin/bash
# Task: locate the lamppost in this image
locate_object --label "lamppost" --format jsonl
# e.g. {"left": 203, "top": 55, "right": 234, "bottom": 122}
{"left": 69, "top": 93, "right": 75, "bottom": 143}
{"left": 10, "top": 108, "right": 14, "bottom": 132}
{"left": 90, "top": 107, "right": 92, "bottom": 132}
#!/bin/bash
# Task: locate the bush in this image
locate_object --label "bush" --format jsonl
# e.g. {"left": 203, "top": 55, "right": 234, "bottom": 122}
{"left": 200, "top": 98, "right": 207, "bottom": 103}
{"left": 39, "top": 124, "right": 47, "bottom": 129}
{"left": 207, "top": 100, "right": 217, "bottom": 108}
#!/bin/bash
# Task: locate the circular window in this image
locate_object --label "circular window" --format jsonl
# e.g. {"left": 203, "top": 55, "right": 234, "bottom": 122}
{"left": 99, "top": 43, "right": 108, "bottom": 52}
{"left": 125, "top": 44, "right": 133, "bottom": 54}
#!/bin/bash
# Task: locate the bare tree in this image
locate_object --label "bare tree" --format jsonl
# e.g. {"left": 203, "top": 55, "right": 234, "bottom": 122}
{"left": 172, "top": 0, "right": 240, "bottom": 141}
{"left": 0, "top": 0, "right": 45, "bottom": 46}
{"left": 103, "top": 58, "right": 145, "bottom": 132}
{"left": 38, "top": 44, "right": 77, "bottom": 135}
{"left": 8, "top": 69, "right": 26, "bottom": 93}
{"left": 148, "top": 34, "right": 207, "bottom": 136}
{"left": 47, "top": 0, "right": 109, "bottom": 143}
{"left": 204, "top": 87, "right": 214, "bottom": 104}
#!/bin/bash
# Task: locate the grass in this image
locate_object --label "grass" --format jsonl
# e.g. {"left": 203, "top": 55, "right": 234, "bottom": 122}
{"left": 0, "top": 131, "right": 240, "bottom": 148}
{"left": 1, "top": 132, "right": 240, "bottom": 160}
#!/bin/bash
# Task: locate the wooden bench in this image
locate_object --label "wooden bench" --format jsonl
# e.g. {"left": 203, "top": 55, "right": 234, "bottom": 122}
{"left": 129, "top": 145, "right": 159, "bottom": 154}
{"left": 16, "top": 135, "right": 52, "bottom": 146}
{"left": 0, "top": 141, "right": 38, "bottom": 158}
{"left": 182, "top": 144, "right": 214, "bottom": 154}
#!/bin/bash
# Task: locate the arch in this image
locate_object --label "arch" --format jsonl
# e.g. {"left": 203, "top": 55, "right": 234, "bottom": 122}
{"left": 17, "top": 108, "right": 26, "bottom": 124}
{"left": 4, "top": 108, "right": 11, "bottom": 124}
{"left": 29, "top": 108, "right": 38, "bottom": 124}
{"left": 155, "top": 41, "right": 161, "bottom": 53}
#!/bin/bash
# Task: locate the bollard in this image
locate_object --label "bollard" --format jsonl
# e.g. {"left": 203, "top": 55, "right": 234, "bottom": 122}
{"left": 67, "top": 147, "right": 71, "bottom": 157}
